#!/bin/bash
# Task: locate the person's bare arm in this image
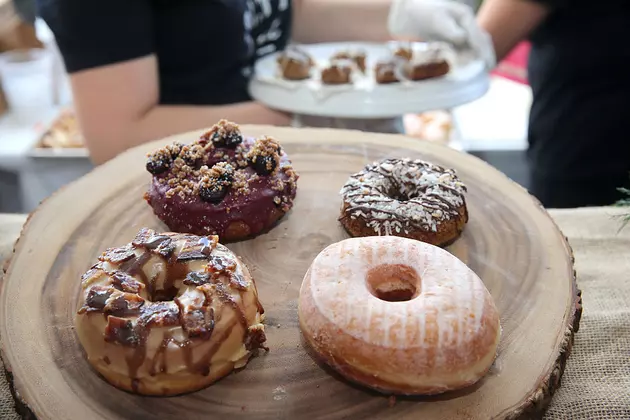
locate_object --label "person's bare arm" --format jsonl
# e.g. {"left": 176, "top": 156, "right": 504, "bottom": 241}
{"left": 292, "top": 0, "right": 393, "bottom": 43}
{"left": 476, "top": 0, "right": 550, "bottom": 62}
{"left": 71, "top": 55, "right": 291, "bottom": 164}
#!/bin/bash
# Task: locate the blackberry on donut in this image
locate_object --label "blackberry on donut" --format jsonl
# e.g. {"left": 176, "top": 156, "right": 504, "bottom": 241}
{"left": 339, "top": 158, "right": 468, "bottom": 247}
{"left": 144, "top": 120, "right": 299, "bottom": 242}
{"left": 75, "top": 227, "right": 267, "bottom": 396}
{"left": 247, "top": 135, "right": 282, "bottom": 176}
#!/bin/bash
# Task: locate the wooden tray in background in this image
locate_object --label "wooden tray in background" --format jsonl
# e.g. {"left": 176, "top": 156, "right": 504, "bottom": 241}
{"left": 0, "top": 126, "right": 581, "bottom": 419}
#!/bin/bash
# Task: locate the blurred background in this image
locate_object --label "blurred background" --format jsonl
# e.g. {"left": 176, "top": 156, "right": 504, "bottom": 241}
{"left": 0, "top": 0, "right": 532, "bottom": 213}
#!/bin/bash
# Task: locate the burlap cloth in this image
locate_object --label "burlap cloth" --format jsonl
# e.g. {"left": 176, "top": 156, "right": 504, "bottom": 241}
{"left": 0, "top": 207, "right": 628, "bottom": 419}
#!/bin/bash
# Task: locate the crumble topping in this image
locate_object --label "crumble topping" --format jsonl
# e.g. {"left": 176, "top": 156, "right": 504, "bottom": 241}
{"left": 246, "top": 135, "right": 282, "bottom": 176}
{"left": 145, "top": 120, "right": 298, "bottom": 207}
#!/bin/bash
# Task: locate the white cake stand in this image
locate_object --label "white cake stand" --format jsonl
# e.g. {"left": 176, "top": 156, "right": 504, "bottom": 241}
{"left": 248, "top": 42, "right": 490, "bottom": 119}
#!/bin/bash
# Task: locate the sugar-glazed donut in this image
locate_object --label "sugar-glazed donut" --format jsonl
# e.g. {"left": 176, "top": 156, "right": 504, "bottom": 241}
{"left": 298, "top": 235, "right": 501, "bottom": 395}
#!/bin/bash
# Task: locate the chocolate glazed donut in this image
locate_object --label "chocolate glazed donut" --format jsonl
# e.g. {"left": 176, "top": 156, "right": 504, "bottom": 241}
{"left": 144, "top": 120, "right": 299, "bottom": 242}
{"left": 339, "top": 158, "right": 468, "bottom": 247}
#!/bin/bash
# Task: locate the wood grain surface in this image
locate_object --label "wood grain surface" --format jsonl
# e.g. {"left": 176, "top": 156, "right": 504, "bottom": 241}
{"left": 0, "top": 126, "right": 581, "bottom": 419}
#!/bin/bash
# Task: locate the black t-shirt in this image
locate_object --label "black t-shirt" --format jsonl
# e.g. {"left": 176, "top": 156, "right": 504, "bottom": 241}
{"left": 36, "top": 0, "right": 293, "bottom": 105}
{"left": 526, "top": 1, "right": 630, "bottom": 207}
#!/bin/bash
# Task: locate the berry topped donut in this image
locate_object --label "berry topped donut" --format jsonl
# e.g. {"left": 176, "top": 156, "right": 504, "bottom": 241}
{"left": 339, "top": 158, "right": 468, "bottom": 247}
{"left": 144, "top": 120, "right": 299, "bottom": 242}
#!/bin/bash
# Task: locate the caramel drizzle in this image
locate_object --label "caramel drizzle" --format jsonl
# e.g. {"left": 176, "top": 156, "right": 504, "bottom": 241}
{"left": 143, "top": 282, "right": 249, "bottom": 379}
{"left": 340, "top": 158, "right": 467, "bottom": 233}
{"left": 80, "top": 228, "right": 264, "bottom": 385}
{"left": 148, "top": 307, "right": 239, "bottom": 377}
{"left": 256, "top": 299, "right": 265, "bottom": 316}
{"left": 126, "top": 331, "right": 147, "bottom": 383}
{"left": 149, "top": 332, "right": 193, "bottom": 377}
{"left": 209, "top": 282, "right": 249, "bottom": 330}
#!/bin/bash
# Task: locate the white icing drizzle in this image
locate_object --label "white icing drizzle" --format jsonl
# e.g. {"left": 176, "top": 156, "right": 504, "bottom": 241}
{"left": 339, "top": 158, "right": 467, "bottom": 234}
{"left": 408, "top": 43, "right": 448, "bottom": 66}
{"left": 279, "top": 46, "right": 313, "bottom": 65}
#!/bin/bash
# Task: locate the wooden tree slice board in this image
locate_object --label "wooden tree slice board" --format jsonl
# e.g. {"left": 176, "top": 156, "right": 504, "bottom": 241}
{"left": 1, "top": 126, "right": 581, "bottom": 420}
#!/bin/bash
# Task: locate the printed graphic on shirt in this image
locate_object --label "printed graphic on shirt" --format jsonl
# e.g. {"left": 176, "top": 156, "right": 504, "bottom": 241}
{"left": 242, "top": 0, "right": 291, "bottom": 78}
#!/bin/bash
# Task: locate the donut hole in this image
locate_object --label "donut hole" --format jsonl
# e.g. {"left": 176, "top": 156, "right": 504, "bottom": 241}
{"left": 391, "top": 191, "right": 411, "bottom": 202}
{"left": 145, "top": 260, "right": 189, "bottom": 302}
{"left": 385, "top": 182, "right": 419, "bottom": 203}
{"left": 152, "top": 287, "right": 180, "bottom": 302}
{"left": 365, "top": 264, "right": 420, "bottom": 302}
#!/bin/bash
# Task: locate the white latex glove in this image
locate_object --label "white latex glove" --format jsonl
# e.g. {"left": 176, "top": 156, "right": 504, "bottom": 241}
{"left": 388, "top": 0, "right": 496, "bottom": 69}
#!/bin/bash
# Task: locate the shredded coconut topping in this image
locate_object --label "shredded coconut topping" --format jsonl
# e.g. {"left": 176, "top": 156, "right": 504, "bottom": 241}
{"left": 339, "top": 158, "right": 467, "bottom": 235}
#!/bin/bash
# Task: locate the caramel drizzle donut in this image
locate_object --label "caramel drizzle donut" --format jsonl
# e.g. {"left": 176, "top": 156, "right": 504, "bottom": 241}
{"left": 75, "top": 228, "right": 267, "bottom": 396}
{"left": 339, "top": 158, "right": 467, "bottom": 240}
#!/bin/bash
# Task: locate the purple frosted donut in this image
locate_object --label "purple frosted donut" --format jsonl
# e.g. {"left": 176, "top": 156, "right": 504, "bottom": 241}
{"left": 143, "top": 120, "right": 299, "bottom": 242}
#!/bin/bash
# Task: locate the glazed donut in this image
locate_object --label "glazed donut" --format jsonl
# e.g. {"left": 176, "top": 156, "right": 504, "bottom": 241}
{"left": 298, "top": 236, "right": 501, "bottom": 395}
{"left": 339, "top": 157, "right": 468, "bottom": 247}
{"left": 144, "top": 119, "right": 299, "bottom": 242}
{"left": 75, "top": 227, "right": 267, "bottom": 396}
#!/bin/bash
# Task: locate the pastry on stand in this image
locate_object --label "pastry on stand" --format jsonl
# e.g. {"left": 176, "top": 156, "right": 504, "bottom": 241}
{"left": 374, "top": 59, "right": 401, "bottom": 84}
{"left": 403, "top": 46, "right": 451, "bottom": 81}
{"left": 320, "top": 59, "right": 354, "bottom": 85}
{"left": 250, "top": 40, "right": 489, "bottom": 119}
{"left": 331, "top": 49, "right": 367, "bottom": 73}
{"left": 277, "top": 46, "right": 315, "bottom": 80}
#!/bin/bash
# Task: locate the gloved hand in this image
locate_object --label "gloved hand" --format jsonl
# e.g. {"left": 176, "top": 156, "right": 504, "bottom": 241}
{"left": 388, "top": 0, "right": 496, "bottom": 69}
